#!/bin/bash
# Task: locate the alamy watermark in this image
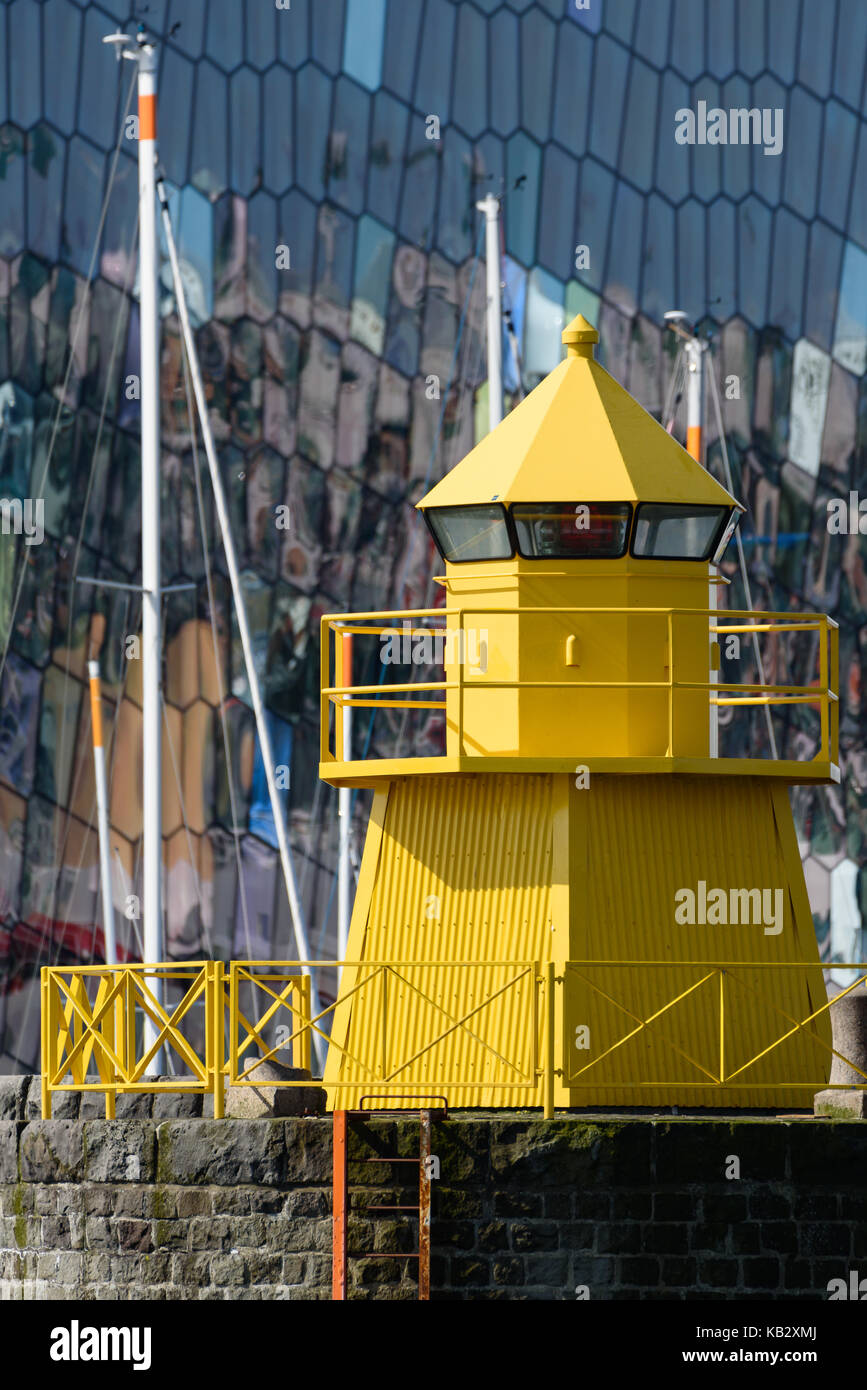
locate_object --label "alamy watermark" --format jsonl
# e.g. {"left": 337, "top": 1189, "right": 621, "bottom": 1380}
{"left": 674, "top": 880, "right": 784, "bottom": 935}
{"left": 827, "top": 492, "right": 867, "bottom": 534}
{"left": 50, "top": 1321, "right": 151, "bottom": 1370}
{"left": 380, "top": 621, "right": 488, "bottom": 673}
{"left": 0, "top": 497, "right": 44, "bottom": 545}
{"left": 675, "top": 101, "right": 783, "bottom": 156}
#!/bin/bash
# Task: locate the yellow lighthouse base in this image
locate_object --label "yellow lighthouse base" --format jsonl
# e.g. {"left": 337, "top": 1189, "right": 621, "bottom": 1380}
{"left": 323, "top": 774, "right": 831, "bottom": 1111}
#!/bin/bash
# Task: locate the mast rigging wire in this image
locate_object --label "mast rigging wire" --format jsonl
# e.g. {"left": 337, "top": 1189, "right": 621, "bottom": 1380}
{"left": 705, "top": 341, "right": 778, "bottom": 759}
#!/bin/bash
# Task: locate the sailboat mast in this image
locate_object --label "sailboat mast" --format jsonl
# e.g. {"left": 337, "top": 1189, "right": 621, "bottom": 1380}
{"left": 136, "top": 33, "right": 164, "bottom": 1063}
{"left": 476, "top": 193, "right": 503, "bottom": 431}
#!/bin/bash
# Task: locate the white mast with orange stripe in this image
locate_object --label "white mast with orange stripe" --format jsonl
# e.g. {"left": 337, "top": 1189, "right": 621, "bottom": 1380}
{"left": 104, "top": 27, "right": 164, "bottom": 1066}
{"left": 88, "top": 660, "right": 117, "bottom": 967}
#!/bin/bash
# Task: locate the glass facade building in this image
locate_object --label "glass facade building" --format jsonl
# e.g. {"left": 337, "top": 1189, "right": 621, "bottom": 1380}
{"left": 0, "top": 0, "right": 865, "bottom": 1070}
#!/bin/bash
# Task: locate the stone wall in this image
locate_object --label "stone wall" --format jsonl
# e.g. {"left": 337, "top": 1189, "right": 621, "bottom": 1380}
{"left": 1, "top": 1080, "right": 865, "bottom": 1300}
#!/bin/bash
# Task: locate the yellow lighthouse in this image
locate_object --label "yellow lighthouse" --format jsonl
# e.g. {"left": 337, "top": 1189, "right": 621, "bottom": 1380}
{"left": 319, "top": 316, "right": 839, "bottom": 1112}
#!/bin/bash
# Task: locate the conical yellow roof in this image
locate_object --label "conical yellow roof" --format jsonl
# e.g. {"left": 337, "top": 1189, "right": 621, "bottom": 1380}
{"left": 418, "top": 316, "right": 740, "bottom": 510}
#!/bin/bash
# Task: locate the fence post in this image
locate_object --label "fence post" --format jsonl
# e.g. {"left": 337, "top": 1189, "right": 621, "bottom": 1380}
{"left": 212, "top": 961, "right": 225, "bottom": 1119}
{"left": 332, "top": 1110, "right": 348, "bottom": 1300}
{"left": 544, "top": 961, "right": 555, "bottom": 1119}
{"left": 298, "top": 975, "right": 312, "bottom": 1073}
{"left": 41, "top": 969, "right": 51, "bottom": 1119}
{"left": 718, "top": 968, "right": 725, "bottom": 1085}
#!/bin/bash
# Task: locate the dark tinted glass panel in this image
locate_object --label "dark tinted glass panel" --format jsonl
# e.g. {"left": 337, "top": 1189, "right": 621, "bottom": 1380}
{"left": 538, "top": 144, "right": 578, "bottom": 279}
{"left": 552, "top": 22, "right": 591, "bottom": 152}
{"left": 159, "top": 46, "right": 194, "bottom": 188}
{"left": 246, "top": 0, "right": 277, "bottom": 69}
{"left": 632, "top": 505, "right": 728, "bottom": 560}
{"left": 437, "top": 127, "right": 473, "bottom": 263}
{"left": 491, "top": 9, "right": 519, "bottom": 136}
{"left": 263, "top": 66, "right": 293, "bottom": 195}
{"left": 382, "top": 0, "right": 422, "bottom": 103}
{"left": 230, "top": 67, "right": 260, "bottom": 196}
{"left": 295, "top": 65, "right": 331, "bottom": 202}
{"left": 803, "top": 221, "right": 843, "bottom": 352}
{"left": 656, "top": 71, "right": 690, "bottom": 204}
{"left": 604, "top": 0, "right": 637, "bottom": 44}
{"left": 588, "top": 37, "right": 628, "bottom": 168}
{"left": 737, "top": 196, "right": 771, "bottom": 328}
{"left": 427, "top": 505, "right": 513, "bottom": 563}
{"left": 27, "top": 127, "right": 63, "bottom": 264}
{"left": 505, "top": 132, "right": 541, "bottom": 267}
{"left": 707, "top": 196, "right": 737, "bottom": 322}
{"left": 676, "top": 201, "right": 705, "bottom": 326}
{"left": 453, "top": 5, "right": 487, "bottom": 138}
{"left": 641, "top": 195, "right": 675, "bottom": 321}
{"left": 328, "top": 78, "right": 370, "bottom": 216}
{"left": 512, "top": 503, "right": 631, "bottom": 558}
{"left": 692, "top": 81, "right": 721, "bottom": 205}
{"left": 206, "top": 0, "right": 244, "bottom": 71}
{"left": 367, "top": 91, "right": 408, "bottom": 226}
{"left": 751, "top": 75, "right": 785, "bottom": 208}
{"left": 620, "top": 57, "right": 658, "bottom": 192}
{"left": 277, "top": 190, "right": 317, "bottom": 324}
{"left": 398, "top": 116, "right": 439, "bottom": 250}
{"left": 769, "top": 209, "right": 807, "bottom": 343}
{"left": 9, "top": 0, "right": 40, "bottom": 130}
{"left": 168, "top": 0, "right": 206, "bottom": 59}
{"left": 312, "top": 0, "right": 345, "bottom": 73}
{"left": 834, "top": 0, "right": 867, "bottom": 107}
{"left": 43, "top": 0, "right": 80, "bottom": 135}
{"left": 190, "top": 61, "right": 228, "bottom": 199}
{"left": 707, "top": 1, "right": 735, "bottom": 78}
{"left": 608, "top": 181, "right": 643, "bottom": 314}
{"left": 820, "top": 102, "right": 857, "bottom": 234}
{"left": 783, "top": 86, "right": 821, "bottom": 220}
{"left": 670, "top": 0, "right": 704, "bottom": 78}
{"left": 576, "top": 158, "right": 614, "bottom": 294}
{"left": 63, "top": 137, "right": 104, "bottom": 277}
{"left": 414, "top": 0, "right": 455, "bottom": 122}
{"left": 737, "top": 0, "right": 765, "bottom": 76}
{"left": 278, "top": 0, "right": 309, "bottom": 67}
{"left": 721, "top": 77, "right": 752, "bottom": 202}
{"left": 78, "top": 7, "right": 119, "bottom": 150}
{"left": 247, "top": 192, "right": 278, "bottom": 322}
{"left": 520, "top": 10, "right": 555, "bottom": 143}
{"left": 797, "top": 2, "right": 834, "bottom": 96}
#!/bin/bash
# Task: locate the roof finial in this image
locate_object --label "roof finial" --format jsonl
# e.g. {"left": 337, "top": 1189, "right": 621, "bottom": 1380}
{"left": 562, "top": 313, "right": 598, "bottom": 359}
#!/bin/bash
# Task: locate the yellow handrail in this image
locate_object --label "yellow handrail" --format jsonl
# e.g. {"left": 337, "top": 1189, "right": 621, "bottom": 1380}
{"left": 40, "top": 958, "right": 866, "bottom": 1117}
{"left": 320, "top": 607, "right": 839, "bottom": 766}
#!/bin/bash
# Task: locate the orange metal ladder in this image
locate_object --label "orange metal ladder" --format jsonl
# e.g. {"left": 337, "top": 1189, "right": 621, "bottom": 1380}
{"left": 332, "top": 1098, "right": 447, "bottom": 1301}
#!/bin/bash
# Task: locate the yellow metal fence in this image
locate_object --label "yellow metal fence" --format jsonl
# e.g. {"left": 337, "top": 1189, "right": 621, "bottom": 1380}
{"left": 41, "top": 959, "right": 866, "bottom": 1118}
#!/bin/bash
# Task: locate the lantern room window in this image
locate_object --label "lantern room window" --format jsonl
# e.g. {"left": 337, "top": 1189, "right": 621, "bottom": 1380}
{"left": 426, "top": 504, "right": 514, "bottom": 563}
{"left": 511, "top": 502, "right": 632, "bottom": 558}
{"left": 631, "top": 504, "right": 731, "bottom": 560}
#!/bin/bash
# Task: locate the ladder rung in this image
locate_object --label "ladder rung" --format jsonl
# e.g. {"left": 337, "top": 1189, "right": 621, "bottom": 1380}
{"left": 362, "top": 1156, "right": 418, "bottom": 1163}
{"left": 364, "top": 1204, "right": 418, "bottom": 1211}
{"left": 357, "top": 1253, "right": 420, "bottom": 1260}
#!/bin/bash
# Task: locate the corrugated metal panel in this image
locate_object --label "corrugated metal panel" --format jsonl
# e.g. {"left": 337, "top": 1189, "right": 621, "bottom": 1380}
{"left": 328, "top": 774, "right": 553, "bottom": 1109}
{"left": 325, "top": 772, "right": 831, "bottom": 1110}
{"left": 567, "top": 776, "right": 830, "bottom": 1107}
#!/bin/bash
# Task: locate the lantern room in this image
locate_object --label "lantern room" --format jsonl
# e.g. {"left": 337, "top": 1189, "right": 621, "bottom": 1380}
{"left": 416, "top": 315, "right": 742, "bottom": 763}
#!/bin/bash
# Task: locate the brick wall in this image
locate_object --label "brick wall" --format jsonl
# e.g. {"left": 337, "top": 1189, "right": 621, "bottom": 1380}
{"left": 1, "top": 1088, "right": 865, "bottom": 1300}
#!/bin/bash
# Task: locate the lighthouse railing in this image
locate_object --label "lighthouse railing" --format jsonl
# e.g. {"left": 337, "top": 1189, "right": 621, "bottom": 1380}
{"left": 320, "top": 606, "right": 838, "bottom": 771}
